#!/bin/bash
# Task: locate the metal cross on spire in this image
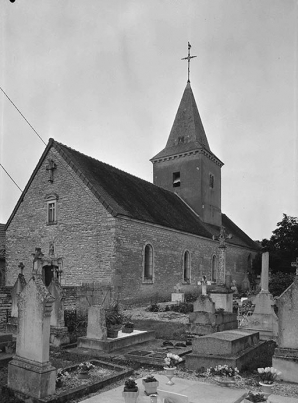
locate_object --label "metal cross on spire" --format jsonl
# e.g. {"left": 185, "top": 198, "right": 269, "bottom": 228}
{"left": 181, "top": 42, "right": 197, "bottom": 83}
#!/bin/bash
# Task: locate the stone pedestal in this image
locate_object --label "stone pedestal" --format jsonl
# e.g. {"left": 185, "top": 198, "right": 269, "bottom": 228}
{"left": 190, "top": 294, "right": 237, "bottom": 335}
{"left": 210, "top": 285, "right": 234, "bottom": 313}
{"left": 244, "top": 253, "right": 278, "bottom": 340}
{"left": 189, "top": 311, "right": 238, "bottom": 335}
{"left": 8, "top": 356, "right": 56, "bottom": 399}
{"left": 245, "top": 291, "right": 278, "bottom": 340}
{"left": 86, "top": 305, "right": 107, "bottom": 339}
{"left": 171, "top": 293, "right": 185, "bottom": 303}
{"left": 272, "top": 276, "right": 298, "bottom": 383}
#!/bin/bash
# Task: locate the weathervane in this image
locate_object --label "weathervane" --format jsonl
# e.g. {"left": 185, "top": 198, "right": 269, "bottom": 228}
{"left": 181, "top": 42, "right": 197, "bottom": 83}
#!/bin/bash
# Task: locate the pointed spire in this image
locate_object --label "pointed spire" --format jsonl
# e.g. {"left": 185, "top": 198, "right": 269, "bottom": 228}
{"left": 151, "top": 83, "right": 213, "bottom": 160}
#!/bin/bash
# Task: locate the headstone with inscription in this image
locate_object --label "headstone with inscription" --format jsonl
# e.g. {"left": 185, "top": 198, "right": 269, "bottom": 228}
{"left": 171, "top": 282, "right": 185, "bottom": 303}
{"left": 8, "top": 274, "right": 56, "bottom": 399}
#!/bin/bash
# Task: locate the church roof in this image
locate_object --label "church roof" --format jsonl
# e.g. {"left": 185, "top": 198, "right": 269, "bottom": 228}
{"left": 0, "top": 224, "right": 5, "bottom": 259}
{"left": 151, "top": 83, "right": 222, "bottom": 164}
{"left": 52, "top": 140, "right": 212, "bottom": 238}
{"left": 5, "top": 139, "right": 257, "bottom": 250}
{"left": 204, "top": 215, "right": 258, "bottom": 250}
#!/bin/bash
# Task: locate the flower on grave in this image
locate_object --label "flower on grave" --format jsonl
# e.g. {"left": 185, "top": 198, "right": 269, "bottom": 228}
{"left": 56, "top": 368, "right": 70, "bottom": 384}
{"left": 143, "top": 374, "right": 158, "bottom": 383}
{"left": 79, "top": 362, "right": 95, "bottom": 372}
{"left": 164, "top": 353, "right": 182, "bottom": 368}
{"left": 206, "top": 364, "right": 239, "bottom": 378}
{"left": 257, "top": 367, "right": 281, "bottom": 384}
{"left": 124, "top": 377, "right": 138, "bottom": 391}
{"left": 245, "top": 391, "right": 267, "bottom": 402}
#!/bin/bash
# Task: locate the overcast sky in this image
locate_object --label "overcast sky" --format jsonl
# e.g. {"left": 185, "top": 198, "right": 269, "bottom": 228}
{"left": 0, "top": 0, "right": 297, "bottom": 241}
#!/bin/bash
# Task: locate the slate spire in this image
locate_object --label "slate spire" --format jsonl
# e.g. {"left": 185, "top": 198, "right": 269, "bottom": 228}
{"left": 152, "top": 82, "right": 211, "bottom": 160}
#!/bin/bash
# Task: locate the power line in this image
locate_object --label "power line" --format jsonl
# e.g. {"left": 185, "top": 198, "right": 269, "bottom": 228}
{"left": 0, "top": 86, "right": 47, "bottom": 146}
{"left": 0, "top": 163, "right": 23, "bottom": 192}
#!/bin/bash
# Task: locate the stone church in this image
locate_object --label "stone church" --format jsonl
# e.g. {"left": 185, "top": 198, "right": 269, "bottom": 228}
{"left": 4, "top": 81, "right": 258, "bottom": 304}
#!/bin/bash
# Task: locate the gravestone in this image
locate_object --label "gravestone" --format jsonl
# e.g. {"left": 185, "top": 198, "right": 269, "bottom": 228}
{"left": 77, "top": 281, "right": 112, "bottom": 314}
{"left": 8, "top": 274, "right": 56, "bottom": 399}
{"left": 48, "top": 278, "right": 70, "bottom": 346}
{"left": 86, "top": 305, "right": 107, "bottom": 339}
{"left": 231, "top": 279, "right": 239, "bottom": 295}
{"left": 273, "top": 262, "right": 298, "bottom": 383}
{"left": 171, "top": 282, "right": 185, "bottom": 303}
{"left": 6, "top": 262, "right": 26, "bottom": 334}
{"left": 245, "top": 252, "right": 278, "bottom": 340}
{"left": 11, "top": 263, "right": 26, "bottom": 318}
{"left": 209, "top": 272, "right": 234, "bottom": 313}
{"left": 209, "top": 227, "right": 234, "bottom": 312}
{"left": 189, "top": 276, "right": 237, "bottom": 335}
{"left": 241, "top": 273, "right": 251, "bottom": 293}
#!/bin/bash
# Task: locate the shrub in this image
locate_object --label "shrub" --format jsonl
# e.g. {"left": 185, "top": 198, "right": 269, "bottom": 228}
{"left": 269, "top": 272, "right": 295, "bottom": 297}
{"left": 148, "top": 303, "right": 160, "bottom": 312}
{"left": 64, "top": 309, "right": 87, "bottom": 338}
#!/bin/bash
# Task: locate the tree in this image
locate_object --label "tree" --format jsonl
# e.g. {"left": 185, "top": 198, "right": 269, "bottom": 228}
{"left": 262, "top": 214, "right": 298, "bottom": 274}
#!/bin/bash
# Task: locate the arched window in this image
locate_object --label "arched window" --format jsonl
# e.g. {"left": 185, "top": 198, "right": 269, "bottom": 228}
{"left": 211, "top": 255, "right": 217, "bottom": 282}
{"left": 183, "top": 251, "right": 190, "bottom": 283}
{"left": 144, "top": 244, "right": 153, "bottom": 280}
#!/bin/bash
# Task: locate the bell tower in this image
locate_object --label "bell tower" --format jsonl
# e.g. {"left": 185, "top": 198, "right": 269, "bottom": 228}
{"left": 150, "top": 80, "right": 223, "bottom": 227}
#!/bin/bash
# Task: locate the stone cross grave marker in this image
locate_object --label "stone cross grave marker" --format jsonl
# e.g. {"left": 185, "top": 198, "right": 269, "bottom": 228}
{"left": 216, "top": 226, "right": 232, "bottom": 285}
{"left": 201, "top": 276, "right": 207, "bottom": 296}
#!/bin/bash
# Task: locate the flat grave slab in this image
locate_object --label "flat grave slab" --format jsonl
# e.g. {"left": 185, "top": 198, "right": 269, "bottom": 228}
{"left": 78, "top": 374, "right": 247, "bottom": 403}
{"left": 192, "top": 329, "right": 259, "bottom": 356}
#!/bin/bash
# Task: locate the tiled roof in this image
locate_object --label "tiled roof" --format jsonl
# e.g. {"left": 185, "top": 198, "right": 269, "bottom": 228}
{"left": 204, "top": 215, "right": 259, "bottom": 250}
{"left": 53, "top": 140, "right": 213, "bottom": 238}
{"left": 0, "top": 224, "right": 5, "bottom": 259}
{"left": 5, "top": 138, "right": 257, "bottom": 250}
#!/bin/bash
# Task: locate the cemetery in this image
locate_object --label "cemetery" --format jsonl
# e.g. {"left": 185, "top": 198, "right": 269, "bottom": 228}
{"left": 0, "top": 249, "right": 297, "bottom": 403}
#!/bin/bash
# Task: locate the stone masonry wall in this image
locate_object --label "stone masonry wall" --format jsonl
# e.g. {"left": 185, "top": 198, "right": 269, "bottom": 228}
{"left": 114, "top": 217, "right": 256, "bottom": 305}
{"left": 0, "top": 286, "right": 12, "bottom": 331}
{"left": 5, "top": 147, "right": 116, "bottom": 286}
